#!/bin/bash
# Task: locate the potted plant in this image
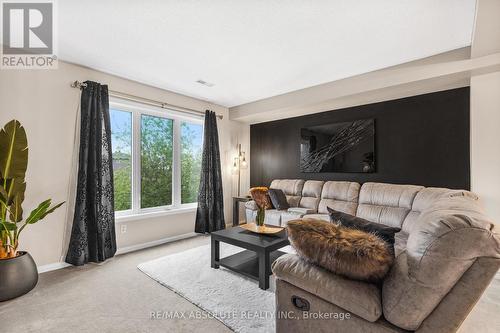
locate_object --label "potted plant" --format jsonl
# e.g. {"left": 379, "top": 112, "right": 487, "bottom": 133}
{"left": 0, "top": 120, "right": 64, "bottom": 302}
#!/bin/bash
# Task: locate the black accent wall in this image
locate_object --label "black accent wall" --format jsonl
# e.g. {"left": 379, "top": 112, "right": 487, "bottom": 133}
{"left": 250, "top": 87, "right": 470, "bottom": 190}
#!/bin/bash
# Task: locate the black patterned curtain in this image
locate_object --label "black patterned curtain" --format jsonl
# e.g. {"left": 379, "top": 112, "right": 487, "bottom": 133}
{"left": 65, "top": 81, "right": 117, "bottom": 265}
{"left": 195, "top": 110, "right": 225, "bottom": 233}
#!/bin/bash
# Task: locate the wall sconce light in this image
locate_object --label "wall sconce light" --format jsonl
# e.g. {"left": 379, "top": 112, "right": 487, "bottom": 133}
{"left": 232, "top": 157, "right": 239, "bottom": 175}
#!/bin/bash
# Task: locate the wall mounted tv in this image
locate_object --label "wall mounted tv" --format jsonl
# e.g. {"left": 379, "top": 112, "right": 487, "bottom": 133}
{"left": 300, "top": 119, "right": 375, "bottom": 173}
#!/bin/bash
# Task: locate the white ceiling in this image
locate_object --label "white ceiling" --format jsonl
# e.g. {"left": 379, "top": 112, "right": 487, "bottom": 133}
{"left": 59, "top": 0, "right": 477, "bottom": 107}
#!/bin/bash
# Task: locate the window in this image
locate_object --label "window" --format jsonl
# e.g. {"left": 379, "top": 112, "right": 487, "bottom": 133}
{"left": 110, "top": 109, "right": 132, "bottom": 211}
{"left": 181, "top": 122, "right": 203, "bottom": 204}
{"left": 110, "top": 99, "right": 203, "bottom": 217}
{"left": 141, "top": 115, "right": 173, "bottom": 208}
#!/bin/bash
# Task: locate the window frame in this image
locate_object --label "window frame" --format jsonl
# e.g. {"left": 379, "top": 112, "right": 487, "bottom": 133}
{"left": 110, "top": 98, "right": 203, "bottom": 219}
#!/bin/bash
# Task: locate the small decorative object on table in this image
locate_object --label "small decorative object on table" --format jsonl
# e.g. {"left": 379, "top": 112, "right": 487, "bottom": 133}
{"left": 249, "top": 187, "right": 272, "bottom": 226}
{"left": 256, "top": 207, "right": 265, "bottom": 226}
{"left": 240, "top": 223, "right": 283, "bottom": 234}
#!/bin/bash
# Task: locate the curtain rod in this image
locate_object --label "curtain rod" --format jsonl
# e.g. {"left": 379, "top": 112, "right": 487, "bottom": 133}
{"left": 70, "top": 81, "right": 223, "bottom": 120}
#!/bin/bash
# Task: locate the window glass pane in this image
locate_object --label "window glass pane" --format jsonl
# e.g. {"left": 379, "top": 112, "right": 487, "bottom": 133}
{"left": 141, "top": 115, "right": 173, "bottom": 208}
{"left": 181, "top": 122, "right": 203, "bottom": 204}
{"left": 110, "top": 109, "right": 132, "bottom": 211}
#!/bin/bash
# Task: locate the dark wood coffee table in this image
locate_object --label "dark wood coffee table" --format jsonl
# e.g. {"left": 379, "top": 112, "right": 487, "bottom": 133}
{"left": 211, "top": 226, "right": 289, "bottom": 290}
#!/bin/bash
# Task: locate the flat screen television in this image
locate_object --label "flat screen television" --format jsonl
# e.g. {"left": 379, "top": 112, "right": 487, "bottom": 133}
{"left": 300, "top": 119, "right": 375, "bottom": 173}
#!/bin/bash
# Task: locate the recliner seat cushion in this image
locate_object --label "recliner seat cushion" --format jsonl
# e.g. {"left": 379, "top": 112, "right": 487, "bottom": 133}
{"left": 302, "top": 213, "right": 330, "bottom": 222}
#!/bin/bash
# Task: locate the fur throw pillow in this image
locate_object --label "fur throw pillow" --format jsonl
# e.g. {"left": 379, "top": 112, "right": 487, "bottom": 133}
{"left": 287, "top": 218, "right": 395, "bottom": 282}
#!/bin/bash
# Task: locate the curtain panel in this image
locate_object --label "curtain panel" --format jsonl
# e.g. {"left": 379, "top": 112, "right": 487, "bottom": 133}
{"left": 195, "top": 110, "right": 225, "bottom": 233}
{"left": 65, "top": 81, "right": 117, "bottom": 265}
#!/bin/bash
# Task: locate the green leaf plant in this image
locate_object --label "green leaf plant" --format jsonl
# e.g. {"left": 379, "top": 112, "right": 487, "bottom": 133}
{"left": 0, "top": 120, "right": 64, "bottom": 259}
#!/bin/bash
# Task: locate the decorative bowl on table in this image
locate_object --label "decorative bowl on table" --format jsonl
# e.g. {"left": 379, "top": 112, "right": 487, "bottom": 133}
{"left": 240, "top": 223, "right": 284, "bottom": 234}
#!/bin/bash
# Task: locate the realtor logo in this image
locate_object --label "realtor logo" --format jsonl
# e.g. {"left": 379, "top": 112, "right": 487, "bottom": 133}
{"left": 1, "top": 1, "right": 57, "bottom": 69}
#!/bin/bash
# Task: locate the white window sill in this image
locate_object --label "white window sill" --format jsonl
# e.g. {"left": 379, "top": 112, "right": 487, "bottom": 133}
{"left": 115, "top": 206, "right": 197, "bottom": 223}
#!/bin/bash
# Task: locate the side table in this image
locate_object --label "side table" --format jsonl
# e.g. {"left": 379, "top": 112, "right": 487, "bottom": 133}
{"left": 233, "top": 196, "right": 251, "bottom": 226}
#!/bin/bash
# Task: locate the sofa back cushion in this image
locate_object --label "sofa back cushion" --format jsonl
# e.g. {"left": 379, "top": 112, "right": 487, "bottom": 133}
{"left": 270, "top": 179, "right": 305, "bottom": 207}
{"left": 356, "top": 182, "right": 423, "bottom": 228}
{"left": 317, "top": 181, "right": 360, "bottom": 215}
{"left": 299, "top": 180, "right": 324, "bottom": 210}
{"left": 382, "top": 196, "right": 500, "bottom": 330}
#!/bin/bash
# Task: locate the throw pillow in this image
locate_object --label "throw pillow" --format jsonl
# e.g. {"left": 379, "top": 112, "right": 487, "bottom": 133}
{"left": 249, "top": 187, "right": 273, "bottom": 209}
{"left": 268, "top": 188, "right": 290, "bottom": 210}
{"left": 287, "top": 218, "right": 394, "bottom": 282}
{"left": 327, "top": 207, "right": 401, "bottom": 254}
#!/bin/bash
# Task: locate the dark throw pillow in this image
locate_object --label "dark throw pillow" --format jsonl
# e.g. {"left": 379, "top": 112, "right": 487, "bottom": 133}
{"left": 268, "top": 188, "right": 289, "bottom": 210}
{"left": 327, "top": 207, "right": 401, "bottom": 253}
{"left": 287, "top": 219, "right": 394, "bottom": 282}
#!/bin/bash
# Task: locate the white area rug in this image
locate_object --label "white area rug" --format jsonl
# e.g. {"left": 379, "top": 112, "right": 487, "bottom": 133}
{"left": 138, "top": 243, "right": 294, "bottom": 333}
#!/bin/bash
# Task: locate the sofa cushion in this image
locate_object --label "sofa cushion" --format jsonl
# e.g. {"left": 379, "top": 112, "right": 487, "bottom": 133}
{"left": 318, "top": 181, "right": 360, "bottom": 215}
{"left": 270, "top": 179, "right": 304, "bottom": 207}
{"left": 287, "top": 219, "right": 395, "bottom": 282}
{"left": 382, "top": 196, "right": 500, "bottom": 330}
{"left": 280, "top": 211, "right": 303, "bottom": 226}
{"left": 302, "top": 213, "right": 330, "bottom": 221}
{"left": 245, "top": 209, "right": 256, "bottom": 223}
{"left": 327, "top": 207, "right": 401, "bottom": 254}
{"left": 268, "top": 188, "right": 290, "bottom": 210}
{"left": 272, "top": 253, "right": 383, "bottom": 322}
{"left": 263, "top": 209, "right": 282, "bottom": 226}
{"left": 244, "top": 200, "right": 257, "bottom": 211}
{"left": 299, "top": 180, "right": 324, "bottom": 210}
{"left": 356, "top": 182, "right": 424, "bottom": 228}
{"left": 288, "top": 207, "right": 316, "bottom": 215}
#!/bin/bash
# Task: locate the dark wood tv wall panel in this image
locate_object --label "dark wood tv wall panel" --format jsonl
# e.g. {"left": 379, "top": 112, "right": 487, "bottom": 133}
{"left": 250, "top": 87, "right": 470, "bottom": 190}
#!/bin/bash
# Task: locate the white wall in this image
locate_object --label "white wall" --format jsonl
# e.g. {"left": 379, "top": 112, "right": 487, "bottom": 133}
{"left": 469, "top": 0, "right": 500, "bottom": 223}
{"left": 228, "top": 121, "right": 251, "bottom": 223}
{"left": 0, "top": 61, "right": 250, "bottom": 267}
{"left": 470, "top": 72, "right": 500, "bottom": 224}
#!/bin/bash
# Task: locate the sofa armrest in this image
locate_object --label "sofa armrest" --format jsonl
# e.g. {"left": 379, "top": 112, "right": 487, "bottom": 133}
{"left": 244, "top": 200, "right": 258, "bottom": 211}
{"left": 272, "top": 253, "right": 382, "bottom": 322}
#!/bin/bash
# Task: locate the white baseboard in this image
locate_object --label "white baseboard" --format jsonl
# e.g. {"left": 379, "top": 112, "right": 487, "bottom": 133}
{"left": 115, "top": 232, "right": 198, "bottom": 255}
{"left": 37, "top": 232, "right": 199, "bottom": 274}
{"left": 37, "top": 262, "right": 72, "bottom": 274}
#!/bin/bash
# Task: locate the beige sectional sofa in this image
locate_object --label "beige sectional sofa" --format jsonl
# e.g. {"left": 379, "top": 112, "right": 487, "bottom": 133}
{"left": 245, "top": 179, "right": 500, "bottom": 332}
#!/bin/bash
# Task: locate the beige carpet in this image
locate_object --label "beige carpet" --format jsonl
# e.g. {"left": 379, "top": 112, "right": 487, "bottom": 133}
{"left": 0, "top": 234, "right": 498, "bottom": 333}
